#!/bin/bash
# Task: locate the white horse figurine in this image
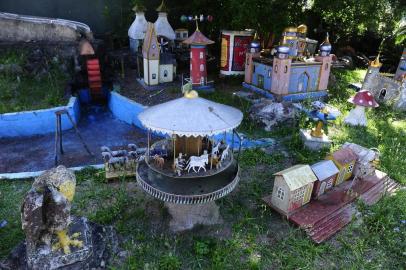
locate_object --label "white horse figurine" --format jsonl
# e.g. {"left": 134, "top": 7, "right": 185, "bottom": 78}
{"left": 211, "top": 142, "right": 221, "bottom": 156}
{"left": 218, "top": 145, "right": 230, "bottom": 168}
{"left": 186, "top": 154, "right": 208, "bottom": 173}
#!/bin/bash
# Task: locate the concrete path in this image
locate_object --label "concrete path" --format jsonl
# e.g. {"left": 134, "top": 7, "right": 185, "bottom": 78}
{"left": 0, "top": 106, "right": 148, "bottom": 173}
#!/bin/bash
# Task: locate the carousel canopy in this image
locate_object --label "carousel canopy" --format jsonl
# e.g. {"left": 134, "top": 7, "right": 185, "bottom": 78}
{"left": 138, "top": 92, "right": 243, "bottom": 137}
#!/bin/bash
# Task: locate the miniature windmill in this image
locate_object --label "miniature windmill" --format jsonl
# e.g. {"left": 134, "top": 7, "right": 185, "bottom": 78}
{"left": 181, "top": 14, "right": 214, "bottom": 91}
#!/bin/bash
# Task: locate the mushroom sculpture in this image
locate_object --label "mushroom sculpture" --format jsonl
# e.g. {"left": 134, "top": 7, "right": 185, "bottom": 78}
{"left": 344, "top": 90, "right": 378, "bottom": 126}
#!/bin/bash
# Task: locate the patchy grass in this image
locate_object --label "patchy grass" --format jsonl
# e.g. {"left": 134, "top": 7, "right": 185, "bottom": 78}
{"left": 0, "top": 49, "right": 68, "bottom": 114}
{"left": 0, "top": 69, "right": 405, "bottom": 269}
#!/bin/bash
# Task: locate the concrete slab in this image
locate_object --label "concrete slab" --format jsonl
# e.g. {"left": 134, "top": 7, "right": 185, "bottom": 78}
{"left": 0, "top": 106, "right": 149, "bottom": 174}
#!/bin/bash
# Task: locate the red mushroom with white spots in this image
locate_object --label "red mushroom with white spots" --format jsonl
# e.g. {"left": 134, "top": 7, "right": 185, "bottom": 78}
{"left": 344, "top": 90, "right": 379, "bottom": 126}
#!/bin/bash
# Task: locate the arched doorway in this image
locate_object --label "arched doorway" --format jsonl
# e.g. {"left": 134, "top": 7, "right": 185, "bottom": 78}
{"left": 297, "top": 72, "right": 309, "bottom": 92}
{"left": 379, "top": 88, "right": 387, "bottom": 101}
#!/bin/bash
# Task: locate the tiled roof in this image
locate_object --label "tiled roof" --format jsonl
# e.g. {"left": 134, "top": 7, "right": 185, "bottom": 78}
{"left": 183, "top": 30, "right": 214, "bottom": 45}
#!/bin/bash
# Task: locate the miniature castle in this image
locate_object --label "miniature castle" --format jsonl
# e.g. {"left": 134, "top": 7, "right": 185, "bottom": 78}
{"left": 361, "top": 48, "right": 406, "bottom": 110}
{"left": 243, "top": 25, "right": 332, "bottom": 102}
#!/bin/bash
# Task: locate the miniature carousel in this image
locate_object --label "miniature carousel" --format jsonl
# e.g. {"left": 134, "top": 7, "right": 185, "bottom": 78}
{"left": 136, "top": 90, "right": 243, "bottom": 230}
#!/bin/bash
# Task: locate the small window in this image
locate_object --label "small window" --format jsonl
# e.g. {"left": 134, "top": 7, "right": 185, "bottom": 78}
{"left": 152, "top": 74, "right": 156, "bottom": 79}
{"left": 190, "top": 63, "right": 192, "bottom": 71}
{"left": 258, "top": 74, "right": 264, "bottom": 88}
{"left": 379, "top": 88, "right": 387, "bottom": 100}
{"left": 284, "top": 66, "right": 288, "bottom": 73}
{"left": 176, "top": 33, "right": 181, "bottom": 38}
{"left": 164, "top": 70, "right": 168, "bottom": 77}
{"left": 277, "top": 187, "right": 285, "bottom": 200}
{"left": 274, "top": 65, "right": 278, "bottom": 73}
{"left": 183, "top": 33, "right": 187, "bottom": 38}
{"left": 326, "top": 179, "right": 334, "bottom": 189}
{"left": 268, "top": 70, "right": 272, "bottom": 77}
{"left": 200, "top": 52, "right": 204, "bottom": 59}
{"left": 253, "top": 65, "right": 256, "bottom": 73}
{"left": 200, "top": 64, "right": 205, "bottom": 72}
{"left": 190, "top": 52, "right": 193, "bottom": 58}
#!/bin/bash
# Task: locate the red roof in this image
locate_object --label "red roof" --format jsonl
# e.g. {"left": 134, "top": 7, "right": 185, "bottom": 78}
{"left": 183, "top": 30, "right": 214, "bottom": 45}
{"left": 331, "top": 148, "right": 357, "bottom": 165}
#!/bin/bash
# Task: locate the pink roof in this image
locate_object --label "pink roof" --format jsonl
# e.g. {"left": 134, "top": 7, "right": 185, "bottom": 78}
{"left": 331, "top": 148, "right": 357, "bottom": 165}
{"left": 183, "top": 30, "right": 214, "bottom": 45}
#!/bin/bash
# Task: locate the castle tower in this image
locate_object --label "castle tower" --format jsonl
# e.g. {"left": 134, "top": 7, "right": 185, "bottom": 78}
{"left": 142, "top": 23, "right": 160, "bottom": 85}
{"left": 281, "top": 27, "right": 298, "bottom": 57}
{"left": 183, "top": 26, "right": 214, "bottom": 90}
{"left": 362, "top": 53, "right": 382, "bottom": 89}
{"left": 394, "top": 48, "right": 406, "bottom": 81}
{"left": 271, "top": 45, "right": 292, "bottom": 96}
{"left": 154, "top": 0, "right": 176, "bottom": 41}
{"left": 315, "top": 33, "right": 333, "bottom": 90}
{"left": 244, "top": 33, "right": 261, "bottom": 84}
{"left": 128, "top": 4, "right": 148, "bottom": 53}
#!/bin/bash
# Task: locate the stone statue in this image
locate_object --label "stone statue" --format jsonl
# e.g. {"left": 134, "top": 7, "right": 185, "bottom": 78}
{"left": 21, "top": 166, "right": 82, "bottom": 257}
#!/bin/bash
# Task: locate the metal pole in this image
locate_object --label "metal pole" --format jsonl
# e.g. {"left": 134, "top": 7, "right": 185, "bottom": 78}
{"left": 210, "top": 136, "right": 213, "bottom": 170}
{"left": 147, "top": 129, "right": 150, "bottom": 161}
{"left": 58, "top": 114, "right": 63, "bottom": 154}
{"left": 173, "top": 134, "right": 176, "bottom": 169}
{"left": 54, "top": 115, "right": 59, "bottom": 166}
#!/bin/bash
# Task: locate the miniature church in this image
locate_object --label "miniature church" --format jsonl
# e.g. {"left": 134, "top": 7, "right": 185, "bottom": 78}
{"left": 243, "top": 25, "right": 333, "bottom": 101}
{"left": 142, "top": 23, "right": 176, "bottom": 85}
{"left": 361, "top": 49, "right": 406, "bottom": 110}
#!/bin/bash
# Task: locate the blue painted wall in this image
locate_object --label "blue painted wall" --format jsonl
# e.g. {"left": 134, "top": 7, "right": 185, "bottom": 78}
{"left": 108, "top": 91, "right": 147, "bottom": 129}
{"left": 288, "top": 65, "right": 320, "bottom": 93}
{"left": 0, "top": 97, "right": 80, "bottom": 138}
{"left": 252, "top": 62, "right": 272, "bottom": 90}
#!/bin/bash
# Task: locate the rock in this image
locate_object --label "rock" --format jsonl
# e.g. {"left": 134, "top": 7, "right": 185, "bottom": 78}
{"left": 2, "top": 216, "right": 118, "bottom": 270}
{"left": 250, "top": 100, "right": 298, "bottom": 131}
{"left": 165, "top": 202, "right": 223, "bottom": 232}
{"left": 300, "top": 129, "right": 332, "bottom": 151}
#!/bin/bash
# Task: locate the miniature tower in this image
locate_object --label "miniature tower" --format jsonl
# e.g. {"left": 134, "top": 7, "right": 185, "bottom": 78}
{"left": 154, "top": 0, "right": 176, "bottom": 41}
{"left": 244, "top": 33, "right": 261, "bottom": 84}
{"left": 394, "top": 48, "right": 406, "bottom": 81}
{"left": 362, "top": 53, "right": 382, "bottom": 90}
{"left": 315, "top": 33, "right": 333, "bottom": 90}
{"left": 128, "top": 4, "right": 148, "bottom": 53}
{"left": 281, "top": 27, "right": 298, "bottom": 57}
{"left": 271, "top": 45, "right": 292, "bottom": 96}
{"left": 142, "top": 23, "right": 160, "bottom": 85}
{"left": 183, "top": 25, "right": 214, "bottom": 90}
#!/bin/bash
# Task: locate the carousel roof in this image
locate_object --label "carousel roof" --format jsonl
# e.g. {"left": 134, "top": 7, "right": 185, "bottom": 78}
{"left": 138, "top": 92, "right": 243, "bottom": 137}
{"left": 183, "top": 29, "right": 214, "bottom": 45}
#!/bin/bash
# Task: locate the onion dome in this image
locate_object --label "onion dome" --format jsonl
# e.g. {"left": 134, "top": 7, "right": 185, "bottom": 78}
{"left": 348, "top": 90, "right": 379, "bottom": 108}
{"left": 297, "top": 24, "right": 308, "bottom": 35}
{"left": 128, "top": 5, "right": 148, "bottom": 40}
{"left": 183, "top": 28, "right": 214, "bottom": 46}
{"left": 320, "top": 33, "right": 332, "bottom": 52}
{"left": 250, "top": 32, "right": 261, "bottom": 51}
{"left": 154, "top": 0, "right": 176, "bottom": 40}
{"left": 370, "top": 53, "right": 382, "bottom": 68}
{"left": 277, "top": 45, "right": 290, "bottom": 54}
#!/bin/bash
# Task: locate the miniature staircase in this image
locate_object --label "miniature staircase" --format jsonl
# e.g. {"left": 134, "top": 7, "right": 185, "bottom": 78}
{"left": 86, "top": 58, "right": 103, "bottom": 101}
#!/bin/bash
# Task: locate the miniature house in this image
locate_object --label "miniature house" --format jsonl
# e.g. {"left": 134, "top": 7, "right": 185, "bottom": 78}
{"left": 175, "top": 28, "right": 189, "bottom": 48}
{"left": 326, "top": 148, "right": 357, "bottom": 186}
{"left": 310, "top": 160, "right": 339, "bottom": 199}
{"left": 341, "top": 142, "right": 380, "bottom": 177}
{"left": 270, "top": 164, "right": 317, "bottom": 216}
{"left": 142, "top": 23, "right": 176, "bottom": 86}
{"left": 243, "top": 26, "right": 332, "bottom": 101}
{"left": 361, "top": 51, "right": 406, "bottom": 110}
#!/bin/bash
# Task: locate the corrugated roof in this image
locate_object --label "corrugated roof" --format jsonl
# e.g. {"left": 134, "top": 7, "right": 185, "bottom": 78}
{"left": 274, "top": 164, "right": 317, "bottom": 190}
{"left": 311, "top": 160, "right": 339, "bottom": 181}
{"left": 330, "top": 148, "right": 357, "bottom": 165}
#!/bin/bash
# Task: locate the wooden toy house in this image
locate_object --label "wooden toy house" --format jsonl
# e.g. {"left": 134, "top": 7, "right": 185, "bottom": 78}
{"left": 270, "top": 165, "right": 317, "bottom": 217}
{"left": 326, "top": 148, "right": 357, "bottom": 186}
{"left": 310, "top": 160, "right": 339, "bottom": 199}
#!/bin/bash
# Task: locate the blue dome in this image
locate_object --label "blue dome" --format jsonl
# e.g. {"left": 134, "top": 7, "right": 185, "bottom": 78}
{"left": 320, "top": 43, "right": 332, "bottom": 52}
{"left": 277, "top": 45, "right": 290, "bottom": 54}
{"left": 250, "top": 40, "right": 260, "bottom": 48}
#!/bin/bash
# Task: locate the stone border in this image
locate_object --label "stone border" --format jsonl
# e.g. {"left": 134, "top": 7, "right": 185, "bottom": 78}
{"left": 108, "top": 91, "right": 147, "bottom": 129}
{"left": 0, "top": 97, "right": 80, "bottom": 138}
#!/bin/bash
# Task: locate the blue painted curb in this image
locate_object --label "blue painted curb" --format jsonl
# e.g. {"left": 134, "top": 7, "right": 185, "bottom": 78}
{"left": 242, "top": 82, "right": 275, "bottom": 100}
{"left": 108, "top": 91, "right": 147, "bottom": 129}
{"left": 0, "top": 97, "right": 80, "bottom": 138}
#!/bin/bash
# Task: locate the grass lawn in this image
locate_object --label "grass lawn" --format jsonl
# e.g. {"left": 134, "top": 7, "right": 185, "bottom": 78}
{"left": 0, "top": 69, "right": 405, "bottom": 269}
{"left": 0, "top": 50, "right": 68, "bottom": 114}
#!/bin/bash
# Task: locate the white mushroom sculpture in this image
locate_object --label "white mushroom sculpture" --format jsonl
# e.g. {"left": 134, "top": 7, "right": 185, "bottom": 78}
{"left": 344, "top": 90, "right": 378, "bottom": 126}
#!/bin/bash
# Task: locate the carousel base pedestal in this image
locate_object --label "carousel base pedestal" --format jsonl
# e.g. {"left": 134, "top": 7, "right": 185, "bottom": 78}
{"left": 300, "top": 129, "right": 331, "bottom": 151}
{"left": 165, "top": 202, "right": 223, "bottom": 232}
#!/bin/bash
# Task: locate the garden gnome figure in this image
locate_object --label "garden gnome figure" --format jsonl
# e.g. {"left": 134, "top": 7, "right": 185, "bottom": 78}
{"left": 344, "top": 90, "right": 378, "bottom": 126}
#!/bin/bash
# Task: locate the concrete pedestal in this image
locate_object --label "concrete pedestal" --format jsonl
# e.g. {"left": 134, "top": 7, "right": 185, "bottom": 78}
{"left": 165, "top": 202, "right": 223, "bottom": 232}
{"left": 300, "top": 129, "right": 331, "bottom": 151}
